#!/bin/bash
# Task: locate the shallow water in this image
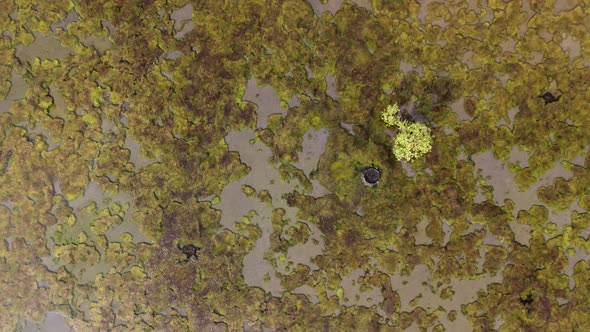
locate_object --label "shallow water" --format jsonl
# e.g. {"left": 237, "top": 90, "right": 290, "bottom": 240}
{"left": 1, "top": 0, "right": 589, "bottom": 331}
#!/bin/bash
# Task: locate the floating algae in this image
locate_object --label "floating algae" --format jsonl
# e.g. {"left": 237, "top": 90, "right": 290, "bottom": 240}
{"left": 1, "top": 0, "right": 590, "bottom": 331}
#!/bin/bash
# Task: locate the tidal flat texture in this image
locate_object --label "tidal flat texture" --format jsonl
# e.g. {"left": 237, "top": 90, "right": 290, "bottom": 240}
{"left": 1, "top": 0, "right": 590, "bottom": 331}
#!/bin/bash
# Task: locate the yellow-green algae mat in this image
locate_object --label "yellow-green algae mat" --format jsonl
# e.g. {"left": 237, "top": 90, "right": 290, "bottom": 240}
{"left": 1, "top": 0, "right": 590, "bottom": 331}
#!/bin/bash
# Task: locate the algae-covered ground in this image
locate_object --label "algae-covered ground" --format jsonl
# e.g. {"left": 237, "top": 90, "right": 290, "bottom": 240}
{"left": 1, "top": 0, "right": 590, "bottom": 331}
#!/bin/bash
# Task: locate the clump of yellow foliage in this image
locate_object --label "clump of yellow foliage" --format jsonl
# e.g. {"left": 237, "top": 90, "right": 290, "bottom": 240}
{"left": 381, "top": 103, "right": 433, "bottom": 162}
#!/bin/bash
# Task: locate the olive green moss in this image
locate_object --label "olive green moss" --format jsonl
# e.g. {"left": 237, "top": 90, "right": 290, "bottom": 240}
{"left": 1, "top": 0, "right": 590, "bottom": 330}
